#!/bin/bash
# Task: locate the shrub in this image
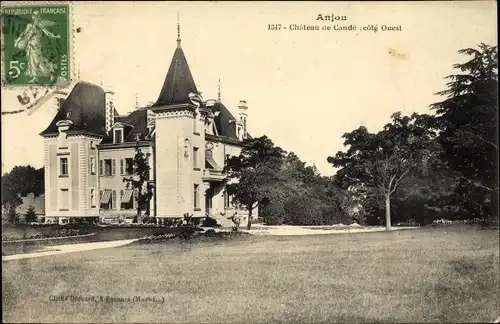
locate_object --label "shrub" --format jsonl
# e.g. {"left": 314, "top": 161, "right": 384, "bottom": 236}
{"left": 204, "top": 229, "right": 217, "bottom": 237}
{"left": 201, "top": 216, "right": 219, "bottom": 227}
{"left": 6, "top": 204, "right": 20, "bottom": 224}
{"left": 2, "top": 228, "right": 90, "bottom": 241}
{"left": 192, "top": 217, "right": 201, "bottom": 227}
{"left": 179, "top": 213, "right": 196, "bottom": 239}
{"left": 24, "top": 205, "right": 37, "bottom": 223}
{"left": 260, "top": 199, "right": 286, "bottom": 225}
{"left": 164, "top": 219, "right": 176, "bottom": 227}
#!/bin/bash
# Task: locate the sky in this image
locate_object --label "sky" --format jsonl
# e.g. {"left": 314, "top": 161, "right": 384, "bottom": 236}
{"left": 1, "top": 1, "right": 497, "bottom": 176}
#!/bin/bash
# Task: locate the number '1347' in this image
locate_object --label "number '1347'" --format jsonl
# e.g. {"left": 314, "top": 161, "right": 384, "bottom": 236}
{"left": 268, "top": 24, "right": 281, "bottom": 31}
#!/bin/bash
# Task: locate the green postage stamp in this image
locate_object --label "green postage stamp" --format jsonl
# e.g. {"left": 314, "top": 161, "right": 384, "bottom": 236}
{"left": 2, "top": 4, "right": 70, "bottom": 87}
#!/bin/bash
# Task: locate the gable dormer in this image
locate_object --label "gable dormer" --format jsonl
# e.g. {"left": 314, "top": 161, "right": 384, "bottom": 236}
{"left": 112, "top": 122, "right": 125, "bottom": 144}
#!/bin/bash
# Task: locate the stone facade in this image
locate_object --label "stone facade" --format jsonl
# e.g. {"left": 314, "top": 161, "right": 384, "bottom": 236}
{"left": 40, "top": 29, "right": 256, "bottom": 225}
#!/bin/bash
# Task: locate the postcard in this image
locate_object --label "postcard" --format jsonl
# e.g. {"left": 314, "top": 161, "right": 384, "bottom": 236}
{"left": 1, "top": 1, "right": 498, "bottom": 323}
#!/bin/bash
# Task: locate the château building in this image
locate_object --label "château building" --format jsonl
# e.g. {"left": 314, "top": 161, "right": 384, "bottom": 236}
{"left": 39, "top": 24, "right": 254, "bottom": 225}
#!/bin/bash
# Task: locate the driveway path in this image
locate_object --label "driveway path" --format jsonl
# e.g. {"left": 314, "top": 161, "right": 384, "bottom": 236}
{"left": 244, "top": 224, "right": 420, "bottom": 236}
{"left": 2, "top": 239, "right": 138, "bottom": 261}
{"left": 3, "top": 225, "right": 419, "bottom": 261}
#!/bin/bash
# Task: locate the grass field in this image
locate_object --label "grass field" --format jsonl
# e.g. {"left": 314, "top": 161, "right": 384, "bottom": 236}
{"left": 1, "top": 224, "right": 182, "bottom": 256}
{"left": 2, "top": 225, "right": 498, "bottom": 323}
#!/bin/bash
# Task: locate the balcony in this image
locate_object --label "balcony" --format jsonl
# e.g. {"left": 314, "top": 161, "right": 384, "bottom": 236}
{"left": 202, "top": 169, "right": 225, "bottom": 182}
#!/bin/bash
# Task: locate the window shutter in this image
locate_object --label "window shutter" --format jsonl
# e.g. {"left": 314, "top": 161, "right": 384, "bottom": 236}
{"left": 120, "top": 159, "right": 124, "bottom": 175}
{"left": 112, "top": 159, "right": 116, "bottom": 175}
{"left": 99, "top": 160, "right": 103, "bottom": 175}
{"left": 112, "top": 190, "right": 116, "bottom": 209}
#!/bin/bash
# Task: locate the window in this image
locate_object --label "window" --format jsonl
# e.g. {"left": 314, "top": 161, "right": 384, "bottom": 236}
{"left": 90, "top": 188, "right": 96, "bottom": 208}
{"left": 100, "top": 189, "right": 112, "bottom": 210}
{"left": 99, "top": 160, "right": 103, "bottom": 175}
{"left": 125, "top": 158, "right": 134, "bottom": 175}
{"left": 114, "top": 129, "right": 123, "bottom": 144}
{"left": 105, "top": 160, "right": 111, "bottom": 176}
{"left": 224, "top": 154, "right": 230, "bottom": 167}
{"left": 90, "top": 156, "right": 96, "bottom": 174}
{"left": 60, "top": 189, "right": 69, "bottom": 210}
{"left": 60, "top": 157, "right": 68, "bottom": 176}
{"left": 193, "top": 147, "right": 199, "bottom": 169}
{"left": 120, "top": 158, "right": 135, "bottom": 175}
{"left": 101, "top": 159, "right": 115, "bottom": 176}
{"left": 120, "top": 189, "right": 134, "bottom": 210}
{"left": 193, "top": 184, "right": 199, "bottom": 209}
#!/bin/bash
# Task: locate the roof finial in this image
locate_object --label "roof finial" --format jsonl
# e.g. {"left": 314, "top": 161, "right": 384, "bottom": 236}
{"left": 100, "top": 74, "right": 103, "bottom": 87}
{"left": 135, "top": 93, "right": 139, "bottom": 108}
{"left": 217, "top": 78, "right": 221, "bottom": 102}
{"left": 177, "top": 12, "right": 181, "bottom": 48}
{"left": 77, "top": 61, "right": 81, "bottom": 80}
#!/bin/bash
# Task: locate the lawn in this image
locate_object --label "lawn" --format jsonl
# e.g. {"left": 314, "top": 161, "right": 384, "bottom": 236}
{"left": 2, "top": 225, "right": 498, "bottom": 323}
{"left": 2, "top": 224, "right": 182, "bottom": 256}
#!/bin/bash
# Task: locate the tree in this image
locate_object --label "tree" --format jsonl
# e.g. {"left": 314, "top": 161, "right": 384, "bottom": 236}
{"left": 279, "top": 153, "right": 350, "bottom": 225}
{"left": 224, "top": 135, "right": 285, "bottom": 230}
{"left": 24, "top": 205, "right": 37, "bottom": 223}
{"left": 2, "top": 165, "right": 44, "bottom": 211}
{"left": 328, "top": 112, "right": 440, "bottom": 230}
{"left": 123, "top": 143, "right": 153, "bottom": 223}
{"left": 430, "top": 43, "right": 498, "bottom": 221}
{"left": 6, "top": 203, "right": 20, "bottom": 224}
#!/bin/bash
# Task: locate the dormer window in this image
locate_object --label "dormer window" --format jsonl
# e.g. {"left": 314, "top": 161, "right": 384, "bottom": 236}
{"left": 113, "top": 128, "right": 123, "bottom": 143}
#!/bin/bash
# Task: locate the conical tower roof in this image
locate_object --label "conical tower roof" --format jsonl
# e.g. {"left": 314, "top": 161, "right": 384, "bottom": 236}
{"left": 152, "top": 18, "right": 198, "bottom": 107}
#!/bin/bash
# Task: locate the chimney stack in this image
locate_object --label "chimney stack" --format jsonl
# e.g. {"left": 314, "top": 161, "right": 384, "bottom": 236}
{"left": 238, "top": 100, "right": 248, "bottom": 139}
{"left": 104, "top": 85, "right": 115, "bottom": 134}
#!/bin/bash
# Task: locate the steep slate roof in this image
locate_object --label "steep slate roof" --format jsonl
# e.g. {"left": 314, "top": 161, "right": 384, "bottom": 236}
{"left": 213, "top": 102, "right": 238, "bottom": 139}
{"left": 153, "top": 45, "right": 198, "bottom": 106}
{"left": 122, "top": 109, "right": 150, "bottom": 141}
{"left": 101, "top": 108, "right": 150, "bottom": 144}
{"left": 40, "top": 82, "right": 107, "bottom": 137}
{"left": 40, "top": 34, "right": 248, "bottom": 146}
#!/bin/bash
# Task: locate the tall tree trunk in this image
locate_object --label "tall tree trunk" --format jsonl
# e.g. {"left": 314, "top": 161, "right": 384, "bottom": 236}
{"left": 246, "top": 207, "right": 253, "bottom": 230}
{"left": 385, "top": 192, "right": 392, "bottom": 230}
